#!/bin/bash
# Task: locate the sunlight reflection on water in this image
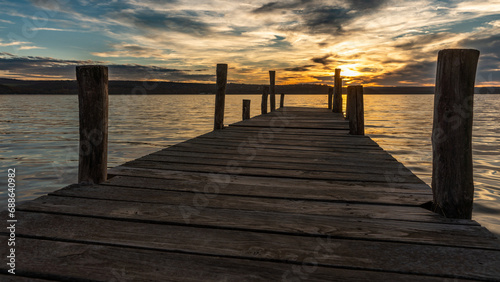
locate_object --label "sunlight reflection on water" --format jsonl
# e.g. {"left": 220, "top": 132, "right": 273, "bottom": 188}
{"left": 0, "top": 94, "right": 499, "bottom": 236}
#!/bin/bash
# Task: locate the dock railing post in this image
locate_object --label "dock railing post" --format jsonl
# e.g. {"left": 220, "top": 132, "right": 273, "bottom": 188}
{"left": 76, "top": 65, "right": 109, "bottom": 185}
{"left": 333, "top": 68, "right": 343, "bottom": 113}
{"left": 242, "top": 99, "right": 251, "bottom": 120}
{"left": 432, "top": 49, "right": 479, "bottom": 219}
{"left": 347, "top": 85, "right": 364, "bottom": 135}
{"left": 214, "top": 64, "right": 228, "bottom": 130}
{"left": 269, "top": 70, "right": 276, "bottom": 112}
{"left": 280, "top": 93, "right": 285, "bottom": 108}
{"left": 261, "top": 86, "right": 269, "bottom": 114}
{"left": 328, "top": 87, "right": 333, "bottom": 109}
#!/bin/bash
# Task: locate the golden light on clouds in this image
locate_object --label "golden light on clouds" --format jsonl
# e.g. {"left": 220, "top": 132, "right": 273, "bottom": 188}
{"left": 0, "top": 0, "right": 499, "bottom": 87}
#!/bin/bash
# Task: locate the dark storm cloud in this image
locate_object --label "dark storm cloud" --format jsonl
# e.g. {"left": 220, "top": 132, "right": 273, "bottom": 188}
{"left": 284, "top": 65, "right": 314, "bottom": 71}
{"left": 0, "top": 53, "right": 213, "bottom": 81}
{"left": 109, "top": 9, "right": 212, "bottom": 36}
{"left": 457, "top": 34, "right": 500, "bottom": 85}
{"left": 368, "top": 61, "right": 437, "bottom": 86}
{"left": 311, "top": 54, "right": 333, "bottom": 65}
{"left": 252, "top": 0, "right": 314, "bottom": 13}
{"left": 254, "top": 0, "right": 388, "bottom": 34}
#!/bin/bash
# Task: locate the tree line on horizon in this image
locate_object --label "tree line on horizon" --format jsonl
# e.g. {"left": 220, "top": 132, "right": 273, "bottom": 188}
{"left": 0, "top": 78, "right": 498, "bottom": 94}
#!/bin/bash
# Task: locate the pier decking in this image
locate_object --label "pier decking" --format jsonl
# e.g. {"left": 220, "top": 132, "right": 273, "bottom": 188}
{"left": 2, "top": 107, "right": 500, "bottom": 281}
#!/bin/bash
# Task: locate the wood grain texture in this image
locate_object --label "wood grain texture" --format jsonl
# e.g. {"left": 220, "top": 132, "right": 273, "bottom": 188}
{"left": 432, "top": 49, "right": 479, "bottom": 219}
{"left": 269, "top": 70, "right": 276, "bottom": 112}
{"left": 261, "top": 86, "right": 269, "bottom": 114}
{"left": 242, "top": 99, "right": 250, "bottom": 120}
{"left": 76, "top": 65, "right": 108, "bottom": 184}
{"left": 328, "top": 87, "right": 333, "bottom": 109}
{"left": 333, "top": 68, "right": 343, "bottom": 113}
{"left": 213, "top": 64, "right": 227, "bottom": 130}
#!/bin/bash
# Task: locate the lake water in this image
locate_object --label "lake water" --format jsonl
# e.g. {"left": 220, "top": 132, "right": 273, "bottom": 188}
{"left": 1, "top": 94, "right": 499, "bottom": 236}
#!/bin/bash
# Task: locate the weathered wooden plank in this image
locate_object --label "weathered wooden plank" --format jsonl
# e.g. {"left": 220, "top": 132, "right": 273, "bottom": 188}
{"left": 107, "top": 167, "right": 432, "bottom": 192}
{"left": 154, "top": 148, "right": 406, "bottom": 170}
{"left": 138, "top": 154, "right": 415, "bottom": 178}
{"left": 16, "top": 196, "right": 499, "bottom": 249}
{"left": 10, "top": 211, "right": 500, "bottom": 280}
{"left": 222, "top": 126, "right": 351, "bottom": 136}
{"left": 0, "top": 236, "right": 458, "bottom": 282}
{"left": 196, "top": 131, "right": 382, "bottom": 146}
{"left": 122, "top": 159, "right": 424, "bottom": 183}
{"left": 0, "top": 275, "right": 54, "bottom": 282}
{"left": 51, "top": 184, "right": 440, "bottom": 222}
{"left": 174, "top": 139, "right": 388, "bottom": 155}
{"left": 186, "top": 136, "right": 385, "bottom": 151}
{"left": 166, "top": 142, "right": 402, "bottom": 163}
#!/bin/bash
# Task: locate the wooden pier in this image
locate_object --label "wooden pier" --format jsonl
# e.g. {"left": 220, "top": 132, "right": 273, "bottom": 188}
{"left": 2, "top": 106, "right": 500, "bottom": 281}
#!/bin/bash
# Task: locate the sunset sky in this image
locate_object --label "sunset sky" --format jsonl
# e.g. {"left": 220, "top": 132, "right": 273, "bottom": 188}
{"left": 0, "top": 0, "right": 500, "bottom": 86}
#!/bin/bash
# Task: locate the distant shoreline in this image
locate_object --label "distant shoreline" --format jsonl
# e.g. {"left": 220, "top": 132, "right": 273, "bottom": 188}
{"left": 1, "top": 78, "right": 499, "bottom": 94}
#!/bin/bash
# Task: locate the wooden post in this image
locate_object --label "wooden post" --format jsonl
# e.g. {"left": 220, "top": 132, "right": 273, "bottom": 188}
{"left": 280, "top": 93, "right": 285, "bottom": 108}
{"left": 346, "top": 86, "right": 354, "bottom": 120}
{"left": 242, "top": 99, "right": 251, "bottom": 120}
{"left": 261, "top": 86, "right": 269, "bottom": 114}
{"left": 348, "top": 85, "right": 364, "bottom": 135}
{"left": 327, "top": 87, "right": 333, "bottom": 109}
{"left": 76, "top": 65, "right": 108, "bottom": 185}
{"left": 432, "top": 49, "right": 479, "bottom": 219}
{"left": 333, "top": 69, "right": 342, "bottom": 113}
{"left": 269, "top": 71, "right": 276, "bottom": 112}
{"left": 213, "top": 64, "right": 227, "bottom": 130}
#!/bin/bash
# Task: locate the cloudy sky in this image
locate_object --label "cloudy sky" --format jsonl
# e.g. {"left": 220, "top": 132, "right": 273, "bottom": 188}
{"left": 0, "top": 0, "right": 499, "bottom": 86}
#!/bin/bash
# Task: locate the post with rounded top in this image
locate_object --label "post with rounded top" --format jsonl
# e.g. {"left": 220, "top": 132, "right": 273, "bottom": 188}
{"left": 432, "top": 49, "right": 480, "bottom": 219}
{"left": 76, "top": 65, "right": 109, "bottom": 185}
{"left": 269, "top": 71, "right": 276, "bottom": 112}
{"left": 261, "top": 86, "right": 269, "bottom": 114}
{"left": 280, "top": 93, "right": 285, "bottom": 108}
{"left": 333, "top": 68, "right": 343, "bottom": 113}
{"left": 242, "top": 99, "right": 251, "bottom": 120}
{"left": 347, "top": 85, "right": 364, "bottom": 135}
{"left": 328, "top": 87, "right": 333, "bottom": 109}
{"left": 214, "top": 64, "right": 228, "bottom": 130}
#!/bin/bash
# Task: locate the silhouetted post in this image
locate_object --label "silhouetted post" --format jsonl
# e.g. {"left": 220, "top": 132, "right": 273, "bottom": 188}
{"left": 348, "top": 85, "right": 364, "bottom": 135}
{"left": 214, "top": 64, "right": 227, "bottom": 130}
{"left": 333, "top": 69, "right": 342, "bottom": 113}
{"left": 269, "top": 71, "right": 276, "bottom": 112}
{"left": 280, "top": 94, "right": 285, "bottom": 108}
{"left": 242, "top": 99, "right": 251, "bottom": 120}
{"left": 261, "top": 86, "right": 269, "bottom": 114}
{"left": 76, "top": 65, "right": 108, "bottom": 184}
{"left": 328, "top": 87, "right": 333, "bottom": 109}
{"left": 432, "top": 49, "right": 480, "bottom": 219}
{"left": 346, "top": 86, "right": 354, "bottom": 120}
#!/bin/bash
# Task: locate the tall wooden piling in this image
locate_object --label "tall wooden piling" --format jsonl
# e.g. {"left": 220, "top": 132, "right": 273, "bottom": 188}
{"left": 214, "top": 64, "right": 228, "bottom": 130}
{"left": 347, "top": 85, "right": 364, "bottom": 135}
{"left": 269, "top": 71, "right": 276, "bottom": 112}
{"left": 76, "top": 65, "right": 109, "bottom": 184}
{"left": 432, "top": 49, "right": 480, "bottom": 219}
{"left": 261, "top": 86, "right": 269, "bottom": 114}
{"left": 333, "top": 69, "right": 343, "bottom": 113}
{"left": 242, "top": 99, "right": 251, "bottom": 120}
{"left": 328, "top": 87, "right": 333, "bottom": 109}
{"left": 280, "top": 94, "right": 285, "bottom": 108}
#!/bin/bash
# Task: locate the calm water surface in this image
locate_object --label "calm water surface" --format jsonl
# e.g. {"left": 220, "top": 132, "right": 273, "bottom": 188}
{"left": 1, "top": 94, "right": 499, "bottom": 236}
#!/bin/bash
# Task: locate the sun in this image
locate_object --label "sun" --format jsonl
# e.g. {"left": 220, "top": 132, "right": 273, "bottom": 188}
{"left": 335, "top": 67, "right": 361, "bottom": 77}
